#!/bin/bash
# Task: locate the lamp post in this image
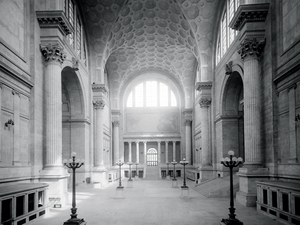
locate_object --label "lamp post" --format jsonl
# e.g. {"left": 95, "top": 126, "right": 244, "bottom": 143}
{"left": 171, "top": 160, "right": 177, "bottom": 181}
{"left": 166, "top": 162, "right": 170, "bottom": 179}
{"left": 135, "top": 162, "right": 139, "bottom": 178}
{"left": 179, "top": 158, "right": 188, "bottom": 188}
{"left": 220, "top": 150, "right": 243, "bottom": 225}
{"left": 63, "top": 152, "right": 86, "bottom": 225}
{"left": 116, "top": 160, "right": 124, "bottom": 188}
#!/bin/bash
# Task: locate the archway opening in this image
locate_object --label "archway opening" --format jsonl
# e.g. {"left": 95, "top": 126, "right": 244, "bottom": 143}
{"left": 147, "top": 148, "right": 158, "bottom": 166}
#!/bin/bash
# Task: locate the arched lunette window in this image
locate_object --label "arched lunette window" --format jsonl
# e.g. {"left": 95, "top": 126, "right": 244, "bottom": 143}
{"left": 126, "top": 81, "right": 177, "bottom": 108}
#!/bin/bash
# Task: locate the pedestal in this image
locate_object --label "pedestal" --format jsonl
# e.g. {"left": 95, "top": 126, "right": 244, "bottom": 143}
{"left": 166, "top": 175, "right": 171, "bottom": 180}
{"left": 180, "top": 187, "right": 189, "bottom": 198}
{"left": 219, "top": 218, "right": 243, "bottom": 225}
{"left": 63, "top": 218, "right": 87, "bottom": 225}
{"left": 199, "top": 165, "right": 213, "bottom": 182}
{"left": 116, "top": 187, "right": 125, "bottom": 199}
{"left": 172, "top": 179, "right": 178, "bottom": 188}
{"left": 127, "top": 179, "right": 133, "bottom": 188}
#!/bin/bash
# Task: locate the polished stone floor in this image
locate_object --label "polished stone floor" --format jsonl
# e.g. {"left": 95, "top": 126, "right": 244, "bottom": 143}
{"left": 29, "top": 178, "right": 284, "bottom": 225}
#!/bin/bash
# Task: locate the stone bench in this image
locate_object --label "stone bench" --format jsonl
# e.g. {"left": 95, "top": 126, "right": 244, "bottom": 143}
{"left": 0, "top": 183, "right": 49, "bottom": 225}
{"left": 256, "top": 181, "right": 300, "bottom": 225}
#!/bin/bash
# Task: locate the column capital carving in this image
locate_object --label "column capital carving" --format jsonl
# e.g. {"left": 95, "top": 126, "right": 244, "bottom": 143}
{"left": 184, "top": 120, "right": 192, "bottom": 126}
{"left": 93, "top": 100, "right": 105, "bottom": 109}
{"left": 199, "top": 98, "right": 211, "bottom": 108}
{"left": 40, "top": 43, "right": 66, "bottom": 65}
{"left": 112, "top": 120, "right": 120, "bottom": 127}
{"left": 238, "top": 38, "right": 265, "bottom": 61}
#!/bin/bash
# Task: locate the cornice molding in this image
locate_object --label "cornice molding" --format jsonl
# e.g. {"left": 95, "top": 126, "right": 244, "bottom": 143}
{"left": 92, "top": 83, "right": 108, "bottom": 93}
{"left": 195, "top": 81, "right": 212, "bottom": 91}
{"left": 229, "top": 3, "right": 269, "bottom": 31}
{"left": 36, "top": 10, "right": 73, "bottom": 36}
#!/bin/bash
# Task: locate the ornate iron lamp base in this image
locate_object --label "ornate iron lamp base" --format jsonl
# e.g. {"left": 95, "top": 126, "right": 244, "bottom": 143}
{"left": 220, "top": 218, "right": 243, "bottom": 225}
{"left": 63, "top": 218, "right": 86, "bottom": 225}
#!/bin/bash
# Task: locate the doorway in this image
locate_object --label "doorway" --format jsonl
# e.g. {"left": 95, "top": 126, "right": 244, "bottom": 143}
{"left": 147, "top": 148, "right": 158, "bottom": 166}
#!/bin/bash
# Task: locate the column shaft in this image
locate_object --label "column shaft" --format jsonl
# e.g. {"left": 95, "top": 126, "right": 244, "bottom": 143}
{"left": 129, "top": 142, "right": 132, "bottom": 162}
{"left": 244, "top": 58, "right": 262, "bottom": 165}
{"left": 143, "top": 142, "right": 147, "bottom": 164}
{"left": 289, "top": 85, "right": 297, "bottom": 162}
{"left": 185, "top": 120, "right": 192, "bottom": 163}
{"left": 136, "top": 142, "right": 139, "bottom": 163}
{"left": 157, "top": 141, "right": 161, "bottom": 163}
{"left": 172, "top": 141, "right": 176, "bottom": 161}
{"left": 113, "top": 121, "right": 120, "bottom": 164}
{"left": 199, "top": 100, "right": 211, "bottom": 166}
{"left": 94, "top": 101, "right": 105, "bottom": 167}
{"left": 165, "top": 141, "right": 169, "bottom": 163}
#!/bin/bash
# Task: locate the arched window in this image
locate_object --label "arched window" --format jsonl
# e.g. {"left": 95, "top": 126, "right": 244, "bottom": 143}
{"left": 147, "top": 148, "right": 158, "bottom": 166}
{"left": 126, "top": 81, "right": 177, "bottom": 107}
{"left": 216, "top": 0, "right": 240, "bottom": 65}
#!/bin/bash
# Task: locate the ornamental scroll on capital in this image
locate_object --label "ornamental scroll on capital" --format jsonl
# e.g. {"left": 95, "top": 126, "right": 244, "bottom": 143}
{"left": 184, "top": 119, "right": 192, "bottom": 126}
{"left": 40, "top": 44, "right": 66, "bottom": 65}
{"left": 112, "top": 120, "right": 120, "bottom": 127}
{"left": 93, "top": 100, "right": 105, "bottom": 109}
{"left": 199, "top": 98, "right": 211, "bottom": 108}
{"left": 238, "top": 38, "right": 265, "bottom": 61}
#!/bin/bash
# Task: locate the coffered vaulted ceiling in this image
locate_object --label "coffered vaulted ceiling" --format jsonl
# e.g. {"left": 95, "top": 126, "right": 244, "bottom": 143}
{"left": 78, "top": 0, "right": 219, "bottom": 107}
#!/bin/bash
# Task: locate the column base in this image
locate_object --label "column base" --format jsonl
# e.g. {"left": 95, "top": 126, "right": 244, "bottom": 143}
{"left": 93, "top": 167, "right": 107, "bottom": 187}
{"left": 199, "top": 165, "right": 213, "bottom": 182}
{"left": 63, "top": 218, "right": 87, "bottom": 225}
{"left": 220, "top": 218, "right": 243, "bottom": 225}
{"left": 39, "top": 166, "right": 69, "bottom": 207}
{"left": 236, "top": 166, "right": 269, "bottom": 207}
{"left": 166, "top": 175, "right": 171, "bottom": 180}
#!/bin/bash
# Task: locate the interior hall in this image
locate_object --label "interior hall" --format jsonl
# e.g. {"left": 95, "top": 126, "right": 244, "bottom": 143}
{"left": 0, "top": 0, "right": 299, "bottom": 225}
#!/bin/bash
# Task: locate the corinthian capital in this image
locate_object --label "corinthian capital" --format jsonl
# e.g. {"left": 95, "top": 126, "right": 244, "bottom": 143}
{"left": 113, "top": 120, "right": 120, "bottom": 127}
{"left": 238, "top": 38, "right": 265, "bottom": 61}
{"left": 40, "top": 44, "right": 66, "bottom": 64}
{"left": 93, "top": 100, "right": 105, "bottom": 109}
{"left": 199, "top": 98, "right": 211, "bottom": 108}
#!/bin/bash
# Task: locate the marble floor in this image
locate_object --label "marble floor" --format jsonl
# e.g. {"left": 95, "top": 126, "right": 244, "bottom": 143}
{"left": 29, "top": 178, "right": 285, "bottom": 225}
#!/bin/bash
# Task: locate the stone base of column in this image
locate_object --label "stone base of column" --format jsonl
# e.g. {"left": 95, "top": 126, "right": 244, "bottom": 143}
{"left": 199, "top": 165, "right": 213, "bottom": 182}
{"left": 166, "top": 175, "right": 171, "bottom": 180}
{"left": 236, "top": 166, "right": 269, "bottom": 207}
{"left": 92, "top": 167, "right": 107, "bottom": 187}
{"left": 39, "top": 166, "right": 69, "bottom": 207}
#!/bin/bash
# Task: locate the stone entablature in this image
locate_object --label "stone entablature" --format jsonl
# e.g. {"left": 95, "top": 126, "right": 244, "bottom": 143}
{"left": 229, "top": 3, "right": 269, "bottom": 31}
{"left": 36, "top": 10, "right": 73, "bottom": 36}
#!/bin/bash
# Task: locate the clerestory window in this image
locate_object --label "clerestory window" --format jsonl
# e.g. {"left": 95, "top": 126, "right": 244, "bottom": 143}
{"left": 126, "top": 81, "right": 177, "bottom": 108}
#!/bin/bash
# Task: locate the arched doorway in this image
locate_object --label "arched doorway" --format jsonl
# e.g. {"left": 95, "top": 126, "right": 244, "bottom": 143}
{"left": 147, "top": 148, "right": 158, "bottom": 166}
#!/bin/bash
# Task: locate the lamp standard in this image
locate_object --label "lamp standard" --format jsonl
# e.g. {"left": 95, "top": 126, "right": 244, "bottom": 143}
{"left": 220, "top": 150, "right": 243, "bottom": 225}
{"left": 166, "top": 162, "right": 170, "bottom": 178}
{"left": 135, "top": 162, "right": 139, "bottom": 178}
{"left": 127, "top": 162, "right": 133, "bottom": 181}
{"left": 63, "top": 152, "right": 86, "bottom": 225}
{"left": 179, "top": 158, "right": 188, "bottom": 188}
{"left": 116, "top": 160, "right": 124, "bottom": 188}
{"left": 171, "top": 160, "right": 177, "bottom": 181}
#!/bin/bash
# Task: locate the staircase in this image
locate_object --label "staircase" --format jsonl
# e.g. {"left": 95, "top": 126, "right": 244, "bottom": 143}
{"left": 145, "top": 166, "right": 160, "bottom": 179}
{"left": 192, "top": 174, "right": 239, "bottom": 198}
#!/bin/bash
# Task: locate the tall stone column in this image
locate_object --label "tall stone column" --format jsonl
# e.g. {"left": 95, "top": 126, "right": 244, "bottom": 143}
{"left": 165, "top": 141, "right": 169, "bottom": 163}
{"left": 0, "top": 84, "right": 2, "bottom": 160}
{"left": 113, "top": 120, "right": 120, "bottom": 164}
{"left": 172, "top": 141, "right": 176, "bottom": 161}
{"left": 136, "top": 142, "right": 139, "bottom": 163}
{"left": 93, "top": 100, "right": 105, "bottom": 168}
{"left": 199, "top": 98, "right": 211, "bottom": 166}
{"left": 288, "top": 84, "right": 297, "bottom": 163}
{"left": 184, "top": 120, "right": 192, "bottom": 163}
{"left": 40, "top": 43, "right": 66, "bottom": 172}
{"left": 128, "top": 142, "right": 132, "bottom": 162}
{"left": 236, "top": 37, "right": 269, "bottom": 206}
{"left": 143, "top": 142, "right": 147, "bottom": 165}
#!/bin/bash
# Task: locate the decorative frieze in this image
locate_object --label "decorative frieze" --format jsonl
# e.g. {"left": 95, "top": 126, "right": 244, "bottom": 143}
{"left": 93, "top": 100, "right": 105, "bottom": 109}
{"left": 195, "top": 81, "right": 212, "bottom": 92}
{"left": 40, "top": 44, "right": 66, "bottom": 64}
{"left": 92, "top": 83, "right": 108, "bottom": 93}
{"left": 199, "top": 98, "right": 211, "bottom": 108}
{"left": 238, "top": 38, "right": 265, "bottom": 61}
